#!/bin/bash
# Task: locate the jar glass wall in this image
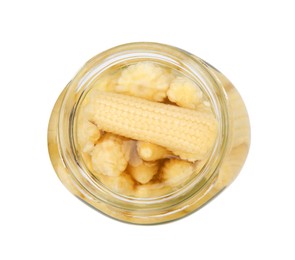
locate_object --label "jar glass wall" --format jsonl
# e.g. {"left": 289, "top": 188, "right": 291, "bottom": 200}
{"left": 48, "top": 42, "right": 250, "bottom": 224}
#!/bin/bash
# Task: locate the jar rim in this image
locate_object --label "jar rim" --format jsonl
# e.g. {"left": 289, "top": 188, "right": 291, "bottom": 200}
{"left": 57, "top": 42, "right": 230, "bottom": 214}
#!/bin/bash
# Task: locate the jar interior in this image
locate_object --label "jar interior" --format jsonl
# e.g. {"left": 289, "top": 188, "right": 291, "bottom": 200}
{"left": 71, "top": 56, "right": 221, "bottom": 205}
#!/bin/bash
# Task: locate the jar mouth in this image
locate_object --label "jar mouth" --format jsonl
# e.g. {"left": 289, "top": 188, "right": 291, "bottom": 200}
{"left": 58, "top": 42, "right": 230, "bottom": 211}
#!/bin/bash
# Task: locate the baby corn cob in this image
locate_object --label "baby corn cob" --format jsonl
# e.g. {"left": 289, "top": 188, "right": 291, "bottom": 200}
{"left": 88, "top": 91, "right": 218, "bottom": 160}
{"left": 128, "top": 161, "right": 159, "bottom": 184}
{"left": 137, "top": 141, "right": 171, "bottom": 161}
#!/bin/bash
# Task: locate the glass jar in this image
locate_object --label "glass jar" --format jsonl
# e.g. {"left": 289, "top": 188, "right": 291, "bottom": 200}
{"left": 48, "top": 42, "right": 250, "bottom": 224}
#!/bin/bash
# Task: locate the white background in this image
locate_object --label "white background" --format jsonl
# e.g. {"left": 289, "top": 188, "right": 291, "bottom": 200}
{"left": 0, "top": 0, "right": 294, "bottom": 259}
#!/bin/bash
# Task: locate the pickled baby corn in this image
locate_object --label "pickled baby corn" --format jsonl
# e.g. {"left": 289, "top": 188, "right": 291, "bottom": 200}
{"left": 87, "top": 91, "right": 218, "bottom": 161}
{"left": 128, "top": 161, "right": 159, "bottom": 184}
{"left": 137, "top": 141, "right": 171, "bottom": 161}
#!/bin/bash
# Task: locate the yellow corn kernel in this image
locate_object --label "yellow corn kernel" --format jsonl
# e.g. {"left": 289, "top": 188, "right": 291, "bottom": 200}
{"left": 128, "top": 161, "right": 159, "bottom": 184}
{"left": 88, "top": 91, "right": 218, "bottom": 161}
{"left": 91, "top": 133, "right": 128, "bottom": 177}
{"left": 137, "top": 141, "right": 171, "bottom": 161}
{"left": 161, "top": 159, "right": 195, "bottom": 186}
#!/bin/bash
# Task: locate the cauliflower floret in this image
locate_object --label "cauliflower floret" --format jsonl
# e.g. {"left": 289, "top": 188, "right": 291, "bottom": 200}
{"left": 91, "top": 134, "right": 128, "bottom": 177}
{"left": 99, "top": 173, "right": 135, "bottom": 196}
{"left": 91, "top": 71, "right": 120, "bottom": 92}
{"left": 116, "top": 61, "right": 172, "bottom": 101}
{"left": 161, "top": 159, "right": 195, "bottom": 186}
{"left": 167, "top": 76, "right": 203, "bottom": 109}
{"left": 137, "top": 141, "right": 171, "bottom": 161}
{"left": 128, "top": 161, "right": 159, "bottom": 184}
{"left": 77, "top": 119, "right": 101, "bottom": 153}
